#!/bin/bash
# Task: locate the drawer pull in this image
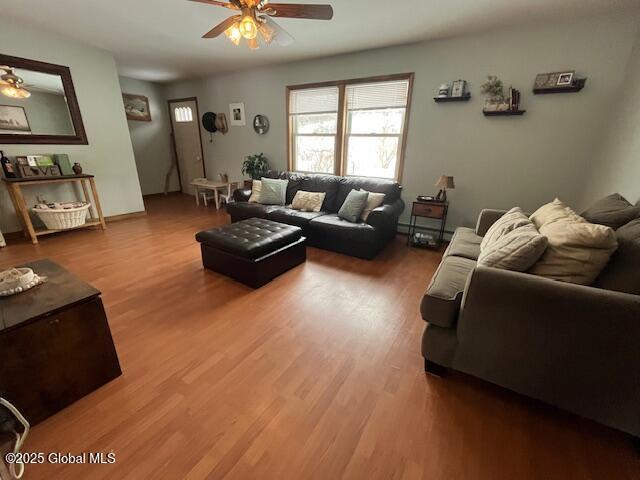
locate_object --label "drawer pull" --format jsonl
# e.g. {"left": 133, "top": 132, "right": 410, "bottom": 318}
{"left": 49, "top": 318, "right": 60, "bottom": 325}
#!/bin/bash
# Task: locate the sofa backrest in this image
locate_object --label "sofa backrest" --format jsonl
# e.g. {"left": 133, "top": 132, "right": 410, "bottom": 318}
{"left": 265, "top": 171, "right": 402, "bottom": 213}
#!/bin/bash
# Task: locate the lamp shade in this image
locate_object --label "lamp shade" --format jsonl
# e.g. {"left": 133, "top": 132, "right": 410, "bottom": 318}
{"left": 435, "top": 175, "right": 455, "bottom": 189}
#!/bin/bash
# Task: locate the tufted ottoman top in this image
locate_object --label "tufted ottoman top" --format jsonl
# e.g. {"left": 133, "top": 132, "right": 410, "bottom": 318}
{"left": 196, "top": 218, "right": 303, "bottom": 259}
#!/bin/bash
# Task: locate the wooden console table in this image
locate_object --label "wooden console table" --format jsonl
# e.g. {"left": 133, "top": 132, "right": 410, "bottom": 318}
{"left": 0, "top": 259, "right": 121, "bottom": 425}
{"left": 2, "top": 174, "right": 106, "bottom": 244}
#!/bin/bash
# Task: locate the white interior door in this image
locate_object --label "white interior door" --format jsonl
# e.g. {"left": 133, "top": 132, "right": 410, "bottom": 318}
{"left": 170, "top": 99, "right": 204, "bottom": 195}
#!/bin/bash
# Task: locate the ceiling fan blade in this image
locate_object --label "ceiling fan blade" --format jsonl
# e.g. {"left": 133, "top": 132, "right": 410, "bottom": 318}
{"left": 265, "top": 3, "right": 333, "bottom": 20}
{"left": 262, "top": 17, "right": 294, "bottom": 46}
{"left": 187, "top": 0, "right": 239, "bottom": 10}
{"left": 202, "top": 15, "right": 241, "bottom": 38}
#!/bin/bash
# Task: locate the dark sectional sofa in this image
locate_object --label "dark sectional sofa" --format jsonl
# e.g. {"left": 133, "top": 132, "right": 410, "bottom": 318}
{"left": 226, "top": 171, "right": 405, "bottom": 259}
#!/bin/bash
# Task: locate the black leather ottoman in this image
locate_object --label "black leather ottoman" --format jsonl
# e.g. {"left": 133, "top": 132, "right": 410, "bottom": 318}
{"left": 195, "top": 218, "right": 306, "bottom": 288}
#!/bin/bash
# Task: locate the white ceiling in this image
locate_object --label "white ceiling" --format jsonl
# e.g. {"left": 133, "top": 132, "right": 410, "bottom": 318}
{"left": 4, "top": 0, "right": 639, "bottom": 82}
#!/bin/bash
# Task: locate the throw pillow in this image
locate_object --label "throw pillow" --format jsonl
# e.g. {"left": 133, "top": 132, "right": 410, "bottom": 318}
{"left": 593, "top": 218, "right": 640, "bottom": 295}
{"left": 528, "top": 199, "right": 618, "bottom": 285}
{"left": 359, "top": 190, "right": 386, "bottom": 221}
{"left": 477, "top": 223, "right": 548, "bottom": 271}
{"left": 338, "top": 189, "right": 369, "bottom": 223}
{"left": 248, "top": 180, "right": 262, "bottom": 203}
{"left": 580, "top": 193, "right": 640, "bottom": 229}
{"left": 259, "top": 178, "right": 288, "bottom": 205}
{"left": 480, "top": 207, "right": 531, "bottom": 251}
{"left": 291, "top": 190, "right": 326, "bottom": 212}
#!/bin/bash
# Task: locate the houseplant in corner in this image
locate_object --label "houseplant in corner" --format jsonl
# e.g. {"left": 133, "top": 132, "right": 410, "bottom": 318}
{"left": 241, "top": 153, "right": 270, "bottom": 187}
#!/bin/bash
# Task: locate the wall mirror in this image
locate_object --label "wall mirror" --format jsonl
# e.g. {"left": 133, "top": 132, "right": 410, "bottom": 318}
{"left": 0, "top": 54, "right": 87, "bottom": 144}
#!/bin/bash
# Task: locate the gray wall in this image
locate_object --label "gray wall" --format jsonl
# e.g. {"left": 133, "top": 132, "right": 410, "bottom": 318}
{"left": 119, "top": 76, "right": 179, "bottom": 195}
{"left": 164, "top": 12, "right": 640, "bottom": 230}
{"left": 0, "top": 18, "right": 144, "bottom": 233}
{"left": 581, "top": 30, "right": 640, "bottom": 207}
{"left": 0, "top": 91, "right": 74, "bottom": 135}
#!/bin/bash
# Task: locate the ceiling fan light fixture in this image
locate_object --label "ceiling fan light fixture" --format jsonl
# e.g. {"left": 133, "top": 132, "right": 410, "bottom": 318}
{"left": 1, "top": 85, "right": 30, "bottom": 99}
{"left": 0, "top": 67, "right": 30, "bottom": 99}
{"left": 224, "top": 22, "right": 242, "bottom": 45}
{"left": 239, "top": 14, "right": 258, "bottom": 40}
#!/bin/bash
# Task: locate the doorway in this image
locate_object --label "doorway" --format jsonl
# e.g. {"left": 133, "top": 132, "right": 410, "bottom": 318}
{"left": 168, "top": 97, "right": 205, "bottom": 196}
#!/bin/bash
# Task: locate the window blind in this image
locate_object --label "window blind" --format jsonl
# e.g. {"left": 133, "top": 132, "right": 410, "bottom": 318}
{"left": 346, "top": 80, "right": 409, "bottom": 110}
{"left": 289, "top": 86, "right": 339, "bottom": 114}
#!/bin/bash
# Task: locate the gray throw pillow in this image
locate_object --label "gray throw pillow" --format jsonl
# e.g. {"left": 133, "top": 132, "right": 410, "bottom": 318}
{"left": 259, "top": 178, "right": 288, "bottom": 205}
{"left": 581, "top": 193, "right": 640, "bottom": 229}
{"left": 594, "top": 218, "right": 640, "bottom": 295}
{"left": 338, "top": 189, "right": 369, "bottom": 222}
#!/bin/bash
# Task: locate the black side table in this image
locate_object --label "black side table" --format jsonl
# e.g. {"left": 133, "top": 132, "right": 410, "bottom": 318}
{"left": 407, "top": 200, "right": 449, "bottom": 249}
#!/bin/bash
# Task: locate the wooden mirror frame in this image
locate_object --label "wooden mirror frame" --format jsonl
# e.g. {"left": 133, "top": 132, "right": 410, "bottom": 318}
{"left": 0, "top": 54, "right": 88, "bottom": 145}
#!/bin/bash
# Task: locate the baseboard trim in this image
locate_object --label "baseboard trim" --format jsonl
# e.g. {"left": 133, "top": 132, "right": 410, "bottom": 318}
{"left": 105, "top": 211, "right": 147, "bottom": 222}
{"left": 1, "top": 210, "right": 147, "bottom": 243}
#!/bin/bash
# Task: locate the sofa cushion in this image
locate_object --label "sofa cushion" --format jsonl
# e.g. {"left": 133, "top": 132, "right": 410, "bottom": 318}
{"left": 529, "top": 199, "right": 618, "bottom": 285}
{"left": 360, "top": 190, "right": 386, "bottom": 221}
{"left": 444, "top": 227, "right": 482, "bottom": 260}
{"left": 249, "top": 179, "right": 262, "bottom": 203}
{"left": 226, "top": 202, "right": 281, "bottom": 221}
{"left": 308, "top": 214, "right": 376, "bottom": 244}
{"left": 299, "top": 174, "right": 341, "bottom": 212}
{"left": 478, "top": 223, "right": 548, "bottom": 272}
{"left": 594, "top": 218, "right": 640, "bottom": 295}
{"left": 581, "top": 193, "right": 640, "bottom": 229}
{"left": 259, "top": 178, "right": 288, "bottom": 205}
{"left": 420, "top": 256, "right": 476, "bottom": 328}
{"left": 336, "top": 176, "right": 401, "bottom": 211}
{"left": 338, "top": 189, "right": 369, "bottom": 222}
{"left": 291, "top": 190, "right": 326, "bottom": 212}
{"left": 267, "top": 208, "right": 327, "bottom": 230}
{"left": 480, "top": 207, "right": 530, "bottom": 250}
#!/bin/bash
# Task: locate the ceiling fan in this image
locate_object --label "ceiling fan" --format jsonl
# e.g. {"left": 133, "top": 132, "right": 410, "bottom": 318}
{"left": 188, "top": 0, "right": 333, "bottom": 50}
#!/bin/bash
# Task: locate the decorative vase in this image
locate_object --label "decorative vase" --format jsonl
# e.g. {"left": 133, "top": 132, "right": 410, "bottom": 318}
{"left": 72, "top": 162, "right": 83, "bottom": 175}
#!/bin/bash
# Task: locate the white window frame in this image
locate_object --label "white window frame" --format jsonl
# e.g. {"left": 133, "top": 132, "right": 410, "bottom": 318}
{"left": 287, "top": 73, "right": 414, "bottom": 181}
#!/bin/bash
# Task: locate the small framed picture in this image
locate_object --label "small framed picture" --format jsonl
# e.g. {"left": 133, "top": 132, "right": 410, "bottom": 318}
{"left": 556, "top": 72, "right": 574, "bottom": 86}
{"left": 122, "top": 93, "right": 151, "bottom": 122}
{"left": 229, "top": 102, "right": 246, "bottom": 126}
{"left": 0, "top": 105, "right": 31, "bottom": 133}
{"left": 451, "top": 79, "right": 466, "bottom": 97}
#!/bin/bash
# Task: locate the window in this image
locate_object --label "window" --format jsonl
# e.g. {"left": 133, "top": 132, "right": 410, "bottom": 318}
{"left": 287, "top": 74, "right": 413, "bottom": 181}
{"left": 174, "top": 106, "right": 193, "bottom": 122}
{"left": 289, "top": 86, "right": 339, "bottom": 174}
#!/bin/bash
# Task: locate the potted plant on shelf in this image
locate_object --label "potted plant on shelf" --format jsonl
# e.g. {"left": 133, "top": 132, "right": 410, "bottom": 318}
{"left": 480, "top": 75, "right": 506, "bottom": 112}
{"left": 241, "top": 153, "right": 270, "bottom": 188}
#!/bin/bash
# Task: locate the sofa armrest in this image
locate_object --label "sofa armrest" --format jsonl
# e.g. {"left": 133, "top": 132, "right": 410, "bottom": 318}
{"left": 233, "top": 188, "right": 252, "bottom": 202}
{"left": 457, "top": 266, "right": 640, "bottom": 435}
{"left": 475, "top": 209, "right": 508, "bottom": 236}
{"left": 366, "top": 198, "right": 405, "bottom": 231}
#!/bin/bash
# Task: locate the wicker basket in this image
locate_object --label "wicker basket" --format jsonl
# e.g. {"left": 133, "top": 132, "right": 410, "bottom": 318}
{"left": 33, "top": 203, "right": 91, "bottom": 230}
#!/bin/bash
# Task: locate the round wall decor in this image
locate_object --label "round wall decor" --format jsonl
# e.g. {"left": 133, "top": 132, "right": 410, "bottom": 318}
{"left": 253, "top": 114, "right": 269, "bottom": 135}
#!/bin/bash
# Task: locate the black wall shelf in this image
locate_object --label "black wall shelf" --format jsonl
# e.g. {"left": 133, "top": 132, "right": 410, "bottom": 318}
{"left": 483, "top": 110, "right": 526, "bottom": 116}
{"left": 533, "top": 78, "right": 587, "bottom": 95}
{"left": 433, "top": 94, "right": 471, "bottom": 103}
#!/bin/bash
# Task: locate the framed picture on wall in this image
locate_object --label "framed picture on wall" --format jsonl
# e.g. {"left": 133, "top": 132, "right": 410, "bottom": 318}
{"left": 0, "top": 105, "right": 31, "bottom": 133}
{"left": 229, "top": 102, "right": 246, "bottom": 126}
{"left": 122, "top": 93, "right": 151, "bottom": 122}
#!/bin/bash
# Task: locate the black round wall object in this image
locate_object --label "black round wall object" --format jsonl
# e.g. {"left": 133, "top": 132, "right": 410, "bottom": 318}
{"left": 253, "top": 114, "right": 269, "bottom": 135}
{"left": 202, "top": 112, "right": 217, "bottom": 133}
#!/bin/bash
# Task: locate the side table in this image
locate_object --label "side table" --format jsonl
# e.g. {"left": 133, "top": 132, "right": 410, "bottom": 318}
{"left": 407, "top": 200, "right": 449, "bottom": 249}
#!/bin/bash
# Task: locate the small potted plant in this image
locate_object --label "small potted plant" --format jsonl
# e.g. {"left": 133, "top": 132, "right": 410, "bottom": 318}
{"left": 480, "top": 75, "right": 506, "bottom": 112}
{"left": 241, "top": 153, "right": 270, "bottom": 187}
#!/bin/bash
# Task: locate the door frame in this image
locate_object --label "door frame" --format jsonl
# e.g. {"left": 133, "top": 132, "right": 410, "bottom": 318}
{"left": 167, "top": 97, "right": 207, "bottom": 193}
